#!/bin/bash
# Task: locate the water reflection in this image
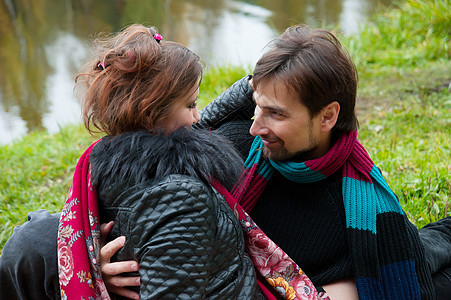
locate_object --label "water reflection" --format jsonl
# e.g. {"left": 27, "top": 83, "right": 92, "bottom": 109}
{"left": 0, "top": 0, "right": 391, "bottom": 144}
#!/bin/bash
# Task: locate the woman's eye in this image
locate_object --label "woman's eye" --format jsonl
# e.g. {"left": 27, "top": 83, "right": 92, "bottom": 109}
{"left": 188, "top": 102, "right": 197, "bottom": 109}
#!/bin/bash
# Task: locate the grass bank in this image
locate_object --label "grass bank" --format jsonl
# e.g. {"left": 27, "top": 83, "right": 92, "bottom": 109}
{"left": 1, "top": 0, "right": 450, "bottom": 253}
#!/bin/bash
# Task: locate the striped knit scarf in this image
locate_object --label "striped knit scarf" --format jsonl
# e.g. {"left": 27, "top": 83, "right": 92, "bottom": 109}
{"left": 232, "top": 130, "right": 423, "bottom": 300}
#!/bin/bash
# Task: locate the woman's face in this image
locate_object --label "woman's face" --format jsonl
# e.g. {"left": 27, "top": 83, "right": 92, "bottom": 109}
{"left": 156, "top": 84, "right": 200, "bottom": 132}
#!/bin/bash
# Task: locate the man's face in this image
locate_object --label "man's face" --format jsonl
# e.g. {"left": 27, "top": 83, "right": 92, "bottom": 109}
{"left": 249, "top": 79, "right": 325, "bottom": 162}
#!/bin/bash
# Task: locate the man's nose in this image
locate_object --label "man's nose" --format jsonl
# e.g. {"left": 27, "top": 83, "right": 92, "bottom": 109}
{"left": 249, "top": 114, "right": 268, "bottom": 136}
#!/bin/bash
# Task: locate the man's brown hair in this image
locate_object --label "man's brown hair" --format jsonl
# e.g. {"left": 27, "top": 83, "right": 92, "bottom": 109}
{"left": 253, "top": 24, "right": 358, "bottom": 132}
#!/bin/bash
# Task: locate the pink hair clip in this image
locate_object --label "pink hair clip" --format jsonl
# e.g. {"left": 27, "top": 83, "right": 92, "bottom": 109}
{"left": 97, "top": 61, "right": 105, "bottom": 70}
{"left": 154, "top": 33, "right": 162, "bottom": 43}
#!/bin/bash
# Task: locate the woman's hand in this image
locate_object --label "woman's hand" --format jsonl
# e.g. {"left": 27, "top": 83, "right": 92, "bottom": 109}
{"left": 100, "top": 222, "right": 141, "bottom": 300}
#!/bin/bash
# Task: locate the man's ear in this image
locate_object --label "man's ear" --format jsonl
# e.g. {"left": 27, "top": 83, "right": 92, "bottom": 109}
{"left": 320, "top": 101, "right": 340, "bottom": 132}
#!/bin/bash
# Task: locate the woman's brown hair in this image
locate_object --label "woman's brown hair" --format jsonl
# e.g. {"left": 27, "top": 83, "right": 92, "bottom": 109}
{"left": 77, "top": 24, "right": 202, "bottom": 136}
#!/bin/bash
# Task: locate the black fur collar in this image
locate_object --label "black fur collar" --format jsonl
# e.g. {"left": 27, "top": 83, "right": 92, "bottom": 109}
{"left": 89, "top": 128, "right": 244, "bottom": 193}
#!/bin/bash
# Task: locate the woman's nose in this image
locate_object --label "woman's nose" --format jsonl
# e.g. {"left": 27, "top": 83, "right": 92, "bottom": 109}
{"left": 193, "top": 108, "right": 200, "bottom": 124}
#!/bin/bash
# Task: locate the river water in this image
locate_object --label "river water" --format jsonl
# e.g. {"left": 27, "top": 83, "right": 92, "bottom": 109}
{"left": 0, "top": 0, "right": 392, "bottom": 144}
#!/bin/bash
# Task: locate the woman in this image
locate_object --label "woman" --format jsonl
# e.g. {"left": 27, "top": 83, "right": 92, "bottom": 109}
{"left": 0, "top": 24, "right": 257, "bottom": 299}
{"left": 1, "top": 23, "right": 335, "bottom": 300}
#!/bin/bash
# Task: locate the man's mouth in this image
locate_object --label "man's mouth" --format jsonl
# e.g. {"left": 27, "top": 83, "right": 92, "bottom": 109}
{"left": 260, "top": 137, "right": 280, "bottom": 147}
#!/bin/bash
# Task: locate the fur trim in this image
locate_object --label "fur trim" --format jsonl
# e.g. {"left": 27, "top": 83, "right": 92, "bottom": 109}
{"left": 90, "top": 128, "right": 244, "bottom": 192}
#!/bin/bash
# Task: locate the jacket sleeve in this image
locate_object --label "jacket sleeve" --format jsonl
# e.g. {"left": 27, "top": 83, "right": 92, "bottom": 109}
{"left": 128, "top": 178, "right": 218, "bottom": 299}
{"left": 194, "top": 75, "right": 255, "bottom": 130}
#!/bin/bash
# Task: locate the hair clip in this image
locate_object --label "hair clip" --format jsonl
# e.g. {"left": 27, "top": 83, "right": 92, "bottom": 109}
{"left": 154, "top": 33, "right": 162, "bottom": 43}
{"left": 97, "top": 61, "right": 105, "bottom": 70}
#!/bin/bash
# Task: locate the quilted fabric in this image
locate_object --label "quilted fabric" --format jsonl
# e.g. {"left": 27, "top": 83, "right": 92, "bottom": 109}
{"left": 91, "top": 130, "right": 258, "bottom": 299}
{"left": 194, "top": 75, "right": 255, "bottom": 130}
{"left": 101, "top": 176, "right": 256, "bottom": 299}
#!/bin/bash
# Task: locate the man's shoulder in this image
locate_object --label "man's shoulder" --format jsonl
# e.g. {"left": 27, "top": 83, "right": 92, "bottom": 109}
{"left": 215, "top": 120, "right": 254, "bottom": 158}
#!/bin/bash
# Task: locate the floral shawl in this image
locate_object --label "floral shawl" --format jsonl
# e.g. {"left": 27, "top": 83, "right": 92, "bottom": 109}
{"left": 57, "top": 140, "right": 110, "bottom": 300}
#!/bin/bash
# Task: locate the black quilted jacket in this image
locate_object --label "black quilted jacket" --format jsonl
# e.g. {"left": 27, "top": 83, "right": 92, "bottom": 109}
{"left": 89, "top": 128, "right": 257, "bottom": 299}
{"left": 195, "top": 75, "right": 255, "bottom": 133}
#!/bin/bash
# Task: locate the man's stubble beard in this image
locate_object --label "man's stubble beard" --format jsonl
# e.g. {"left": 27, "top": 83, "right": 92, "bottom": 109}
{"left": 262, "top": 122, "right": 319, "bottom": 162}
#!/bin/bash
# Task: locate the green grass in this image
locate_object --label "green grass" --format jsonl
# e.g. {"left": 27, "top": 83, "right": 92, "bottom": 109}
{"left": 1, "top": 0, "right": 450, "bottom": 253}
{"left": 0, "top": 126, "right": 99, "bottom": 249}
{"left": 198, "top": 64, "right": 253, "bottom": 108}
{"left": 343, "top": 0, "right": 450, "bottom": 68}
{"left": 357, "top": 67, "right": 451, "bottom": 227}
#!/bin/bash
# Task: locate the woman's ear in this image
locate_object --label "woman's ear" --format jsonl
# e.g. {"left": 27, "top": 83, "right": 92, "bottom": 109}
{"left": 320, "top": 101, "right": 340, "bottom": 132}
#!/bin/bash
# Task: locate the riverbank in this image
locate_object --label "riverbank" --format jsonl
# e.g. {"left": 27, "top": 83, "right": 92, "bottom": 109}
{"left": 1, "top": 0, "right": 450, "bottom": 252}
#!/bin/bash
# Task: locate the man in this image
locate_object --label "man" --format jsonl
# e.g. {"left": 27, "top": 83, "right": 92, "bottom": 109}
{"left": 102, "top": 25, "right": 451, "bottom": 299}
